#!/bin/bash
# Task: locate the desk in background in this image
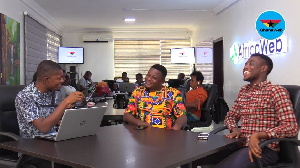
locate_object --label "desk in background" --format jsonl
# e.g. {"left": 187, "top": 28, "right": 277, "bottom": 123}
{"left": 0, "top": 124, "right": 244, "bottom": 168}
{"left": 97, "top": 98, "right": 124, "bottom": 126}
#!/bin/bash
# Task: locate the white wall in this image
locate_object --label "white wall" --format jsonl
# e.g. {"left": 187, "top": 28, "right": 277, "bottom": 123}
{"left": 192, "top": 0, "right": 300, "bottom": 108}
{"left": 61, "top": 32, "right": 115, "bottom": 82}
{"left": 61, "top": 30, "right": 192, "bottom": 83}
{"left": 0, "top": 0, "right": 62, "bottom": 84}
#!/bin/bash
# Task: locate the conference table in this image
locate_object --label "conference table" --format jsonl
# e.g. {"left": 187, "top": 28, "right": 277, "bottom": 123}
{"left": 0, "top": 124, "right": 244, "bottom": 168}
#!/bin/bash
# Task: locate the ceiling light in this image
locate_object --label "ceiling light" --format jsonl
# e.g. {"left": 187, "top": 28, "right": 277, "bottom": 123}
{"left": 124, "top": 18, "right": 136, "bottom": 22}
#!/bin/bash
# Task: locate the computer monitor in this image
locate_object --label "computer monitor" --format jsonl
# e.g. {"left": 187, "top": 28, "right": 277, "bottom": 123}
{"left": 168, "top": 79, "right": 183, "bottom": 88}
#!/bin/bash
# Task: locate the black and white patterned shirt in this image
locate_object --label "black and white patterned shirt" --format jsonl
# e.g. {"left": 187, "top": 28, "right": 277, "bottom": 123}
{"left": 15, "top": 82, "right": 57, "bottom": 139}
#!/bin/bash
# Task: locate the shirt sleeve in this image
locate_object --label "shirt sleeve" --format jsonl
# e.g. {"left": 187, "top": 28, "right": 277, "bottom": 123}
{"left": 173, "top": 89, "right": 187, "bottom": 118}
{"left": 196, "top": 88, "right": 208, "bottom": 110}
{"left": 124, "top": 89, "right": 138, "bottom": 117}
{"left": 224, "top": 91, "right": 242, "bottom": 130}
{"left": 15, "top": 93, "right": 40, "bottom": 124}
{"left": 264, "top": 87, "right": 299, "bottom": 139}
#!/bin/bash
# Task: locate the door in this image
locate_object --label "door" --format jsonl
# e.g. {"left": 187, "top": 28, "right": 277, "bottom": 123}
{"left": 213, "top": 38, "right": 224, "bottom": 97}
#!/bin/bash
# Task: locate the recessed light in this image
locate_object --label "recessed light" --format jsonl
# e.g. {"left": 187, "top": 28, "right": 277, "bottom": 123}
{"left": 124, "top": 18, "right": 136, "bottom": 22}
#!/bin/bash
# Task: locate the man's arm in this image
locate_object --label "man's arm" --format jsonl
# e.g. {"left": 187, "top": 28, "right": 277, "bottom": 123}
{"left": 172, "top": 115, "right": 187, "bottom": 130}
{"left": 32, "top": 91, "right": 84, "bottom": 133}
{"left": 123, "top": 113, "right": 150, "bottom": 126}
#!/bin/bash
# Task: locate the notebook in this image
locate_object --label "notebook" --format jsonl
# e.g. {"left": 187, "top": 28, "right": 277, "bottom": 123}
{"left": 35, "top": 106, "right": 107, "bottom": 141}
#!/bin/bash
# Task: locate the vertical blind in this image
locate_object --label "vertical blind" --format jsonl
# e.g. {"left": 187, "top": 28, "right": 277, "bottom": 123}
{"left": 114, "top": 39, "right": 192, "bottom": 81}
{"left": 24, "top": 15, "right": 61, "bottom": 84}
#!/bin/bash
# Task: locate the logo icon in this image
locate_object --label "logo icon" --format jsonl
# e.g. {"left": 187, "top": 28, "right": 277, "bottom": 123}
{"left": 256, "top": 11, "right": 285, "bottom": 40}
{"left": 69, "top": 52, "right": 75, "bottom": 55}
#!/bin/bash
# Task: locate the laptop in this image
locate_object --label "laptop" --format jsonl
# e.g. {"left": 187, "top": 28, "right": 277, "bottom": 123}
{"left": 35, "top": 106, "right": 107, "bottom": 141}
{"left": 118, "top": 82, "right": 135, "bottom": 93}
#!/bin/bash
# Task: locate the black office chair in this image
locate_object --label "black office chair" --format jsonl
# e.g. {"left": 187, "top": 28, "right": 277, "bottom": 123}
{"left": 211, "top": 85, "right": 300, "bottom": 168}
{"left": 188, "top": 84, "right": 219, "bottom": 128}
{"left": 0, "top": 85, "right": 36, "bottom": 168}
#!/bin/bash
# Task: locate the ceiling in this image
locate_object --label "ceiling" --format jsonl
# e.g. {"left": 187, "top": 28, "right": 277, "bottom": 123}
{"left": 31, "top": 0, "right": 238, "bottom": 31}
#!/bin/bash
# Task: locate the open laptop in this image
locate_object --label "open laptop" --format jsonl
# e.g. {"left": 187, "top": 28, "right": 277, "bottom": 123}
{"left": 35, "top": 106, "right": 107, "bottom": 141}
{"left": 118, "top": 82, "right": 135, "bottom": 93}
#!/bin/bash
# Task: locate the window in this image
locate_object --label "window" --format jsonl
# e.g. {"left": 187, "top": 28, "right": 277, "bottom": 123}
{"left": 114, "top": 39, "right": 192, "bottom": 81}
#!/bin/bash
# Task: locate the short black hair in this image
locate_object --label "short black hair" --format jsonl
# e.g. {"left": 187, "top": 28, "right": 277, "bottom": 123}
{"left": 136, "top": 73, "right": 143, "bottom": 77}
{"left": 190, "top": 71, "right": 204, "bottom": 84}
{"left": 84, "top": 71, "right": 92, "bottom": 76}
{"left": 151, "top": 64, "right": 167, "bottom": 78}
{"left": 37, "top": 60, "right": 62, "bottom": 80}
{"left": 250, "top": 53, "right": 273, "bottom": 74}
{"left": 122, "top": 72, "right": 127, "bottom": 76}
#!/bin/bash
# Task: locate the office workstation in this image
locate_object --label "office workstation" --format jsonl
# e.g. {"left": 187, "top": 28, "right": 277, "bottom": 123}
{"left": 1, "top": 0, "right": 300, "bottom": 168}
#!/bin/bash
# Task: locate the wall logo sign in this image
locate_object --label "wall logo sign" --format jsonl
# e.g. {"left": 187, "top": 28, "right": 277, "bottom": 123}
{"left": 230, "top": 36, "right": 288, "bottom": 64}
{"left": 256, "top": 11, "right": 285, "bottom": 40}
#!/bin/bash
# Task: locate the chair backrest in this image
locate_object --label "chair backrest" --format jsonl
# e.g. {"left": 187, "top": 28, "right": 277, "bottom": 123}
{"left": 0, "top": 85, "right": 25, "bottom": 154}
{"left": 276, "top": 85, "right": 300, "bottom": 166}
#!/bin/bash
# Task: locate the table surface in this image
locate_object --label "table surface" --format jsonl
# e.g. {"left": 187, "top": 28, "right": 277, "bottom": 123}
{"left": 0, "top": 124, "right": 244, "bottom": 168}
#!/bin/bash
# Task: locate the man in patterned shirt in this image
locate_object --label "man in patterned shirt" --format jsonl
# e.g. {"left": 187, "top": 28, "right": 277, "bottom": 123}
{"left": 123, "top": 64, "right": 187, "bottom": 130}
{"left": 16, "top": 60, "right": 84, "bottom": 139}
{"left": 15, "top": 60, "right": 84, "bottom": 167}
{"left": 214, "top": 53, "right": 299, "bottom": 168}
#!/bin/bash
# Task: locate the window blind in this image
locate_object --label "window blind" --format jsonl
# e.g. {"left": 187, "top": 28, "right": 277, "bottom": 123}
{"left": 24, "top": 15, "right": 61, "bottom": 84}
{"left": 114, "top": 39, "right": 192, "bottom": 82}
{"left": 114, "top": 40, "right": 161, "bottom": 81}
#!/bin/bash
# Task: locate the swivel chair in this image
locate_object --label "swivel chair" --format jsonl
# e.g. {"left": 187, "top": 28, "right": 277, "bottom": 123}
{"left": 188, "top": 84, "right": 219, "bottom": 128}
{"left": 0, "top": 85, "right": 36, "bottom": 168}
{"left": 211, "top": 85, "right": 300, "bottom": 168}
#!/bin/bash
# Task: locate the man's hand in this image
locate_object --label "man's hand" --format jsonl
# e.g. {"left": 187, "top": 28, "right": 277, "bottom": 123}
{"left": 248, "top": 133, "right": 262, "bottom": 162}
{"left": 137, "top": 120, "right": 151, "bottom": 127}
{"left": 64, "top": 91, "right": 84, "bottom": 105}
{"left": 226, "top": 128, "right": 241, "bottom": 138}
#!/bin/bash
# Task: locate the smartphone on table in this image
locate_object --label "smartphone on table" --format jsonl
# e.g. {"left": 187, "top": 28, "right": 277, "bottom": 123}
{"left": 198, "top": 132, "right": 209, "bottom": 140}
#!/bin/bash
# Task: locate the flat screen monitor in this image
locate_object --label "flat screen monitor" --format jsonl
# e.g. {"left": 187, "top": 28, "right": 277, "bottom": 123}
{"left": 58, "top": 47, "right": 84, "bottom": 64}
{"left": 171, "top": 47, "right": 195, "bottom": 64}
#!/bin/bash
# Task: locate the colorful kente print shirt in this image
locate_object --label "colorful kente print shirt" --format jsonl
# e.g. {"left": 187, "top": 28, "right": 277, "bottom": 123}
{"left": 15, "top": 82, "right": 57, "bottom": 139}
{"left": 124, "top": 86, "right": 186, "bottom": 129}
{"left": 225, "top": 81, "right": 298, "bottom": 151}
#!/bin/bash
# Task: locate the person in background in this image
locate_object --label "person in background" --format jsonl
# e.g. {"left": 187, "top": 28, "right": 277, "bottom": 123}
{"left": 214, "top": 53, "right": 299, "bottom": 167}
{"left": 123, "top": 64, "right": 187, "bottom": 130}
{"left": 56, "top": 70, "right": 67, "bottom": 104}
{"left": 135, "top": 73, "right": 144, "bottom": 88}
{"left": 15, "top": 60, "right": 84, "bottom": 167}
{"left": 62, "top": 74, "right": 76, "bottom": 96}
{"left": 122, "top": 72, "right": 129, "bottom": 82}
{"left": 177, "top": 73, "right": 185, "bottom": 80}
{"left": 185, "top": 71, "right": 207, "bottom": 121}
{"left": 78, "top": 71, "right": 93, "bottom": 92}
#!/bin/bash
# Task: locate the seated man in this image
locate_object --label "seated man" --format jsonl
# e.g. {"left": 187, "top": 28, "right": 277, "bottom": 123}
{"left": 15, "top": 60, "right": 84, "bottom": 167}
{"left": 123, "top": 64, "right": 187, "bottom": 130}
{"left": 78, "top": 71, "right": 93, "bottom": 92}
{"left": 16, "top": 60, "right": 84, "bottom": 138}
{"left": 134, "top": 73, "right": 144, "bottom": 88}
{"left": 185, "top": 71, "right": 207, "bottom": 121}
{"left": 214, "top": 53, "right": 299, "bottom": 167}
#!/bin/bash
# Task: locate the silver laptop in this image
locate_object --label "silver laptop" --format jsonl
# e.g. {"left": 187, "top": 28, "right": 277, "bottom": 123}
{"left": 36, "top": 106, "right": 107, "bottom": 141}
{"left": 118, "top": 82, "right": 135, "bottom": 93}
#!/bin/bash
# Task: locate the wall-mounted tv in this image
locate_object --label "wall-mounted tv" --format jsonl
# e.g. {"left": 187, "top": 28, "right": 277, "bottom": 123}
{"left": 58, "top": 47, "right": 84, "bottom": 64}
{"left": 170, "top": 47, "right": 195, "bottom": 64}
